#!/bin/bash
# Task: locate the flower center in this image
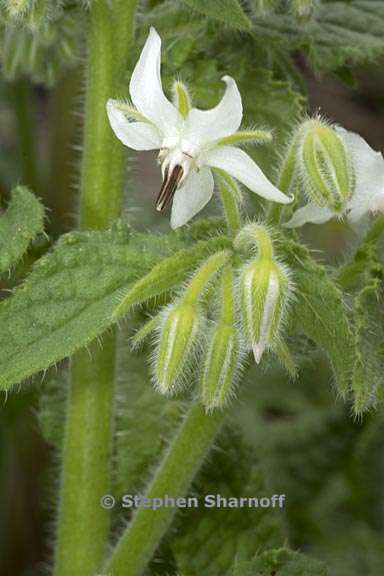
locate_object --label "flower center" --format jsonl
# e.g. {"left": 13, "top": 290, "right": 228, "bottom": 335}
{"left": 155, "top": 139, "right": 200, "bottom": 212}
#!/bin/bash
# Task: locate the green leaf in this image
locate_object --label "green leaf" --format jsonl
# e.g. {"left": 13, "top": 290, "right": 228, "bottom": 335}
{"left": 352, "top": 278, "right": 384, "bottom": 415}
{"left": 180, "top": 0, "right": 252, "bottom": 29}
{"left": 0, "top": 186, "right": 45, "bottom": 274}
{"left": 283, "top": 240, "right": 354, "bottom": 395}
{"left": 172, "top": 429, "right": 283, "bottom": 575}
{"left": 252, "top": 1, "right": 384, "bottom": 71}
{"left": 113, "top": 236, "right": 232, "bottom": 318}
{"left": 0, "top": 224, "right": 177, "bottom": 391}
{"left": 114, "top": 346, "right": 183, "bottom": 495}
{"left": 233, "top": 547, "right": 328, "bottom": 576}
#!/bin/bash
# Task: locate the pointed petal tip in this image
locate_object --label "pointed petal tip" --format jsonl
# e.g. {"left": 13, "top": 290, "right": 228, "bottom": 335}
{"left": 253, "top": 344, "right": 265, "bottom": 364}
{"left": 148, "top": 26, "right": 160, "bottom": 41}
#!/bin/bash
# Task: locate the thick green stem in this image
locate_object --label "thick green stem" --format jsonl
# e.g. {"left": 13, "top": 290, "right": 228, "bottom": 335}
{"left": 12, "top": 79, "right": 39, "bottom": 193}
{"left": 105, "top": 403, "right": 226, "bottom": 576}
{"left": 54, "top": 2, "right": 137, "bottom": 575}
{"left": 47, "top": 68, "right": 80, "bottom": 234}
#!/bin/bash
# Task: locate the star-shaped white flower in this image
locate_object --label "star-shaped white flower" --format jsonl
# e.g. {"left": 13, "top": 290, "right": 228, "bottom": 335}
{"left": 286, "top": 127, "right": 384, "bottom": 228}
{"left": 106, "top": 27, "right": 291, "bottom": 228}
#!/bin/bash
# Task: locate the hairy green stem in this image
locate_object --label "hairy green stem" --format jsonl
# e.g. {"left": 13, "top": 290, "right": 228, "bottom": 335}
{"left": 12, "top": 79, "right": 39, "bottom": 193}
{"left": 47, "top": 68, "right": 80, "bottom": 234}
{"left": 105, "top": 403, "right": 226, "bottom": 575}
{"left": 268, "top": 133, "right": 300, "bottom": 223}
{"left": 54, "top": 1, "right": 137, "bottom": 575}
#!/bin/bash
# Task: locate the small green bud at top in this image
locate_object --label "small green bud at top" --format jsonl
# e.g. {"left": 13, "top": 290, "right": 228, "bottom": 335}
{"left": 239, "top": 257, "right": 290, "bottom": 363}
{"left": 299, "top": 119, "right": 354, "bottom": 213}
{"left": 234, "top": 222, "right": 274, "bottom": 261}
{"left": 154, "top": 302, "right": 201, "bottom": 394}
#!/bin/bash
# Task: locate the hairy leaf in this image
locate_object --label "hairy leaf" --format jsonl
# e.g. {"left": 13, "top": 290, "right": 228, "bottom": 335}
{"left": 352, "top": 279, "right": 384, "bottom": 415}
{"left": 252, "top": 1, "right": 384, "bottom": 71}
{"left": 172, "top": 429, "right": 283, "bottom": 574}
{"left": 282, "top": 240, "right": 354, "bottom": 395}
{"left": 114, "top": 346, "right": 183, "bottom": 495}
{"left": 0, "top": 186, "right": 45, "bottom": 274}
{"left": 180, "top": 0, "right": 252, "bottom": 29}
{"left": 0, "top": 224, "right": 181, "bottom": 391}
{"left": 233, "top": 547, "right": 328, "bottom": 575}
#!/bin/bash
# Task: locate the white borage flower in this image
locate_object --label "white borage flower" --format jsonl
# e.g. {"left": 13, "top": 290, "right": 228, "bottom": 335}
{"left": 106, "top": 27, "right": 292, "bottom": 229}
{"left": 286, "top": 127, "right": 384, "bottom": 228}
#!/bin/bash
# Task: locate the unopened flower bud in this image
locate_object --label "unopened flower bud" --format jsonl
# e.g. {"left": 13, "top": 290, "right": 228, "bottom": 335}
{"left": 154, "top": 302, "right": 202, "bottom": 394}
{"left": 299, "top": 119, "right": 354, "bottom": 213}
{"left": 239, "top": 258, "right": 290, "bottom": 363}
{"left": 201, "top": 324, "right": 241, "bottom": 412}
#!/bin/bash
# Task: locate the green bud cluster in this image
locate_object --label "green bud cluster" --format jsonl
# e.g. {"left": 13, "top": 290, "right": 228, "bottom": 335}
{"left": 153, "top": 251, "right": 232, "bottom": 395}
{"left": 116, "top": 222, "right": 293, "bottom": 412}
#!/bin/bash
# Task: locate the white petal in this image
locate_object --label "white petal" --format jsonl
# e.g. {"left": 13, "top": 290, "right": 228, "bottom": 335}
{"left": 129, "top": 27, "right": 182, "bottom": 136}
{"left": 183, "top": 77, "right": 242, "bottom": 147}
{"left": 106, "top": 100, "right": 161, "bottom": 150}
{"left": 284, "top": 202, "right": 334, "bottom": 228}
{"left": 170, "top": 168, "right": 214, "bottom": 229}
{"left": 204, "top": 146, "right": 292, "bottom": 204}
{"left": 337, "top": 127, "right": 384, "bottom": 213}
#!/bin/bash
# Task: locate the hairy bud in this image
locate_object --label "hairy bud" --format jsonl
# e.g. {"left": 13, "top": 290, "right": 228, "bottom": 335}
{"left": 201, "top": 267, "right": 242, "bottom": 411}
{"left": 239, "top": 257, "right": 290, "bottom": 363}
{"left": 201, "top": 325, "right": 241, "bottom": 411}
{"left": 299, "top": 119, "right": 354, "bottom": 213}
{"left": 154, "top": 303, "right": 202, "bottom": 394}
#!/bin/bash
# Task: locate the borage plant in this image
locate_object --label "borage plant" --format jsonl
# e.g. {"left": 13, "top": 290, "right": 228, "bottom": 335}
{"left": 1, "top": 1, "right": 384, "bottom": 576}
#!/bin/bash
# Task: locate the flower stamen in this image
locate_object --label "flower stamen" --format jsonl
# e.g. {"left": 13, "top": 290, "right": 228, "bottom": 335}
{"left": 156, "top": 165, "right": 184, "bottom": 212}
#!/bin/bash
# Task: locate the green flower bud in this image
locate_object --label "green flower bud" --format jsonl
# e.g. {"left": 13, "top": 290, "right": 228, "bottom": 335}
{"left": 201, "top": 267, "right": 243, "bottom": 411}
{"left": 201, "top": 325, "right": 241, "bottom": 412}
{"left": 239, "top": 257, "right": 290, "bottom": 363}
{"left": 154, "top": 302, "right": 202, "bottom": 394}
{"left": 299, "top": 119, "right": 354, "bottom": 213}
